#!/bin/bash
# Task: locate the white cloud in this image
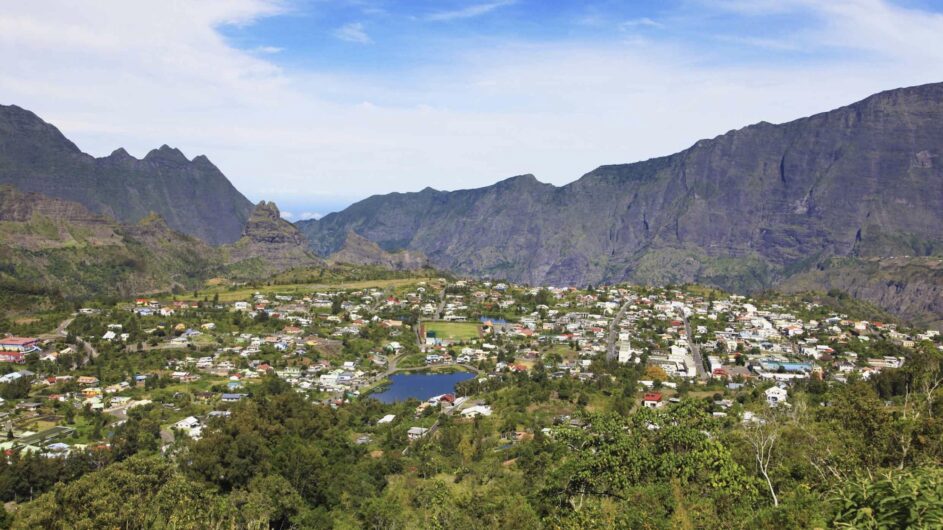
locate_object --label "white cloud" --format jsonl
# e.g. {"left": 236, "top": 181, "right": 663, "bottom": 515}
{"left": 254, "top": 45, "right": 283, "bottom": 54}
{"left": 620, "top": 17, "right": 664, "bottom": 30}
{"left": 298, "top": 212, "right": 323, "bottom": 220}
{"left": 0, "top": 0, "right": 942, "bottom": 211}
{"left": 280, "top": 211, "right": 294, "bottom": 219}
{"left": 426, "top": 1, "right": 514, "bottom": 22}
{"left": 333, "top": 22, "right": 371, "bottom": 44}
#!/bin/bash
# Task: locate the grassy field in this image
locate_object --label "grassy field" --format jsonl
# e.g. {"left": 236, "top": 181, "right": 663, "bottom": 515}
{"left": 177, "top": 277, "right": 436, "bottom": 303}
{"left": 424, "top": 321, "right": 481, "bottom": 341}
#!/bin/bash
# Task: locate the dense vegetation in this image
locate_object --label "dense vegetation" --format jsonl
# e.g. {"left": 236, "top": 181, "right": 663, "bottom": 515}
{"left": 3, "top": 342, "right": 940, "bottom": 529}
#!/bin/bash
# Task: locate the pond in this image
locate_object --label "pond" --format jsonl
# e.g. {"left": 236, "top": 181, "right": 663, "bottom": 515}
{"left": 370, "top": 371, "right": 475, "bottom": 404}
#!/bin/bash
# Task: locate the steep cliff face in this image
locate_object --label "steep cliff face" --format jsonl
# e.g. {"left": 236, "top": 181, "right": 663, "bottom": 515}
{"left": 300, "top": 83, "right": 943, "bottom": 282}
{"left": 0, "top": 105, "right": 254, "bottom": 245}
{"left": 224, "top": 201, "right": 321, "bottom": 276}
{"left": 298, "top": 82, "right": 943, "bottom": 323}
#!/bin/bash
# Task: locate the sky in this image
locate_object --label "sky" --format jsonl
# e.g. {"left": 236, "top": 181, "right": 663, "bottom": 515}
{"left": 2, "top": 0, "right": 943, "bottom": 219}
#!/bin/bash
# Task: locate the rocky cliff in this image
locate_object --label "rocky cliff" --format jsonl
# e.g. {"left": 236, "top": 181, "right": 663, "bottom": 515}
{"left": 299, "top": 82, "right": 943, "bottom": 324}
{"left": 224, "top": 201, "right": 322, "bottom": 276}
{"left": 0, "top": 104, "right": 253, "bottom": 245}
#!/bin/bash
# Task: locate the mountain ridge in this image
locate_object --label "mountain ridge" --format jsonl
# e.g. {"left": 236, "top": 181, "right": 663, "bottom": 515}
{"left": 0, "top": 104, "right": 254, "bottom": 245}
{"left": 299, "top": 81, "right": 943, "bottom": 325}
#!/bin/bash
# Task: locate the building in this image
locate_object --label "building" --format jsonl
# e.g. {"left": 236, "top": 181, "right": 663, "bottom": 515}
{"left": 407, "top": 427, "right": 429, "bottom": 440}
{"left": 461, "top": 405, "right": 493, "bottom": 418}
{"left": 0, "top": 352, "right": 26, "bottom": 363}
{"left": 765, "top": 386, "right": 788, "bottom": 407}
{"left": 642, "top": 392, "right": 664, "bottom": 409}
{"left": 0, "top": 337, "right": 39, "bottom": 353}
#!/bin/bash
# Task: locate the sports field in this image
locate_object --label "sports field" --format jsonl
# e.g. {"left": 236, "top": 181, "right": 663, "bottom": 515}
{"left": 424, "top": 321, "right": 480, "bottom": 341}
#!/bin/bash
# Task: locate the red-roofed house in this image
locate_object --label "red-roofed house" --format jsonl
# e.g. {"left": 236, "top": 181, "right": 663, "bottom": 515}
{"left": 642, "top": 392, "right": 664, "bottom": 409}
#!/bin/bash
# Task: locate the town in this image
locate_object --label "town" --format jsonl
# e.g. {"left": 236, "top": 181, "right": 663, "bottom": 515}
{"left": 0, "top": 275, "right": 936, "bottom": 456}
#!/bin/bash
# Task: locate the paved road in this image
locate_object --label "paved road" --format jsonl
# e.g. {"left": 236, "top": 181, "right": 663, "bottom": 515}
{"left": 39, "top": 316, "right": 75, "bottom": 340}
{"left": 606, "top": 299, "right": 633, "bottom": 362}
{"left": 683, "top": 315, "right": 709, "bottom": 381}
{"left": 434, "top": 287, "right": 447, "bottom": 320}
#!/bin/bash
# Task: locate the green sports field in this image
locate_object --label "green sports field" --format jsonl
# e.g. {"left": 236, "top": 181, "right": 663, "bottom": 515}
{"left": 424, "top": 321, "right": 480, "bottom": 341}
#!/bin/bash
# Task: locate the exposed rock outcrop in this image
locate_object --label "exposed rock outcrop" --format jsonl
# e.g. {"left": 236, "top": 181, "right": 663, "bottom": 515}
{"left": 224, "top": 201, "right": 321, "bottom": 275}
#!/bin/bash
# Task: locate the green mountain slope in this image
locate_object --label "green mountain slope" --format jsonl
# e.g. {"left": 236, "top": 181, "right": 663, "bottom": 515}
{"left": 0, "top": 186, "right": 319, "bottom": 298}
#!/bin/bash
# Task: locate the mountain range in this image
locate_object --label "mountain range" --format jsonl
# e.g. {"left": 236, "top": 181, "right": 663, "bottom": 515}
{"left": 299, "top": 82, "right": 943, "bottom": 326}
{"left": 2, "top": 84, "right": 942, "bottom": 326}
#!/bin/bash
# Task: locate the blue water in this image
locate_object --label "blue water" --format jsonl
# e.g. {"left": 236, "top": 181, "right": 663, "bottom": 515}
{"left": 371, "top": 372, "right": 475, "bottom": 403}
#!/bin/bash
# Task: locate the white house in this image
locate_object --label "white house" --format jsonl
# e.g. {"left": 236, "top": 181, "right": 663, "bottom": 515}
{"left": 765, "top": 386, "right": 788, "bottom": 407}
{"left": 407, "top": 426, "right": 429, "bottom": 440}
{"left": 461, "top": 405, "right": 493, "bottom": 418}
{"left": 173, "top": 416, "right": 202, "bottom": 439}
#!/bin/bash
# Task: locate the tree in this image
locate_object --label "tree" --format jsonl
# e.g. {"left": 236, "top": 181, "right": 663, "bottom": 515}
{"left": 743, "top": 415, "right": 781, "bottom": 506}
{"left": 830, "top": 467, "right": 943, "bottom": 529}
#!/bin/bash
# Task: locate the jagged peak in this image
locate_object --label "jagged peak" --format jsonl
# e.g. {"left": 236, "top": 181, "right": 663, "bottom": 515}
{"left": 106, "top": 147, "right": 134, "bottom": 161}
{"left": 143, "top": 144, "right": 189, "bottom": 163}
{"left": 251, "top": 200, "right": 281, "bottom": 219}
{"left": 191, "top": 154, "right": 218, "bottom": 170}
{"left": 495, "top": 173, "right": 545, "bottom": 188}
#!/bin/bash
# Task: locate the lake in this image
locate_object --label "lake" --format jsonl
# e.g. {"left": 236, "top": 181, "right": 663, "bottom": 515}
{"left": 371, "top": 371, "right": 475, "bottom": 404}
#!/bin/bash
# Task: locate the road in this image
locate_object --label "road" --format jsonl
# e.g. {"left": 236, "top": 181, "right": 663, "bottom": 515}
{"left": 606, "top": 299, "right": 633, "bottom": 362}
{"left": 435, "top": 287, "right": 447, "bottom": 320}
{"left": 683, "top": 315, "right": 709, "bottom": 381}
{"left": 38, "top": 314, "right": 99, "bottom": 364}
{"left": 38, "top": 316, "right": 75, "bottom": 340}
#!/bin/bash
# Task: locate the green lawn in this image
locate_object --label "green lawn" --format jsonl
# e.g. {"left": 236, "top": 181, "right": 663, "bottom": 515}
{"left": 180, "top": 277, "right": 434, "bottom": 303}
{"left": 424, "top": 321, "right": 480, "bottom": 341}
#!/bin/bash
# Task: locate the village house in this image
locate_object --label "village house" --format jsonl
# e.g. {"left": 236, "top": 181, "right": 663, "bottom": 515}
{"left": 642, "top": 392, "right": 664, "bottom": 409}
{"left": 765, "top": 386, "right": 788, "bottom": 407}
{"left": 407, "top": 426, "right": 429, "bottom": 441}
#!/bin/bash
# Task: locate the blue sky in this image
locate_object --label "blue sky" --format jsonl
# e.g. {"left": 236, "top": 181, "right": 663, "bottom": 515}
{"left": 2, "top": 0, "right": 943, "bottom": 219}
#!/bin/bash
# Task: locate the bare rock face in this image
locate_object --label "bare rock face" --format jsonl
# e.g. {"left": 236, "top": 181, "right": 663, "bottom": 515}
{"left": 299, "top": 82, "right": 943, "bottom": 324}
{"left": 225, "top": 201, "right": 321, "bottom": 274}
{"left": 241, "top": 201, "right": 308, "bottom": 246}
{"left": 0, "top": 105, "right": 254, "bottom": 245}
